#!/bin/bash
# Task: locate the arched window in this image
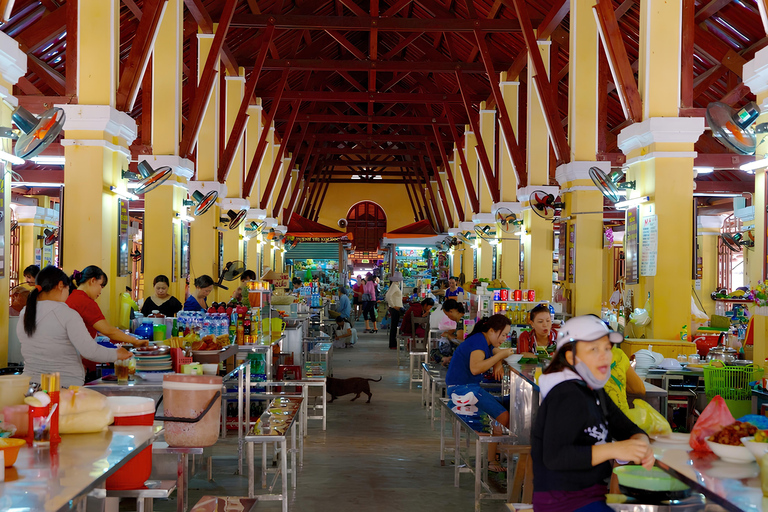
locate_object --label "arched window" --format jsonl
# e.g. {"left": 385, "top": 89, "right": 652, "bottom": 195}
{"left": 347, "top": 202, "right": 386, "bottom": 252}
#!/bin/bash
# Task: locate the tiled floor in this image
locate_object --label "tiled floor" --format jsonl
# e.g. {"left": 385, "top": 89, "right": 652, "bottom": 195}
{"left": 154, "top": 323, "right": 508, "bottom": 511}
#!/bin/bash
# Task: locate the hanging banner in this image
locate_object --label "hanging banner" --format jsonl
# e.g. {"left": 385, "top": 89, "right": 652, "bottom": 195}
{"left": 557, "top": 223, "right": 567, "bottom": 280}
{"left": 568, "top": 223, "right": 576, "bottom": 284}
{"left": 117, "top": 199, "right": 130, "bottom": 276}
{"left": 625, "top": 207, "right": 639, "bottom": 285}
{"left": 180, "top": 222, "right": 190, "bottom": 278}
{"left": 0, "top": 173, "right": 4, "bottom": 277}
{"left": 640, "top": 214, "right": 658, "bottom": 277}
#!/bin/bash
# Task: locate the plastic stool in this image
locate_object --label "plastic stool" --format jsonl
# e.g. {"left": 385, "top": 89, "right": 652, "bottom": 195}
{"left": 277, "top": 365, "right": 302, "bottom": 381}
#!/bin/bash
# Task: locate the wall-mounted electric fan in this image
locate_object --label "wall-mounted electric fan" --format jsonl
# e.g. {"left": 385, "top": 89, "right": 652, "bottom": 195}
{"left": 215, "top": 260, "right": 246, "bottom": 290}
{"left": 721, "top": 232, "right": 754, "bottom": 252}
{"left": 245, "top": 221, "right": 265, "bottom": 233}
{"left": 337, "top": 218, "right": 348, "bottom": 229}
{"left": 221, "top": 209, "right": 247, "bottom": 230}
{"left": 124, "top": 161, "right": 173, "bottom": 195}
{"left": 185, "top": 190, "right": 218, "bottom": 216}
{"left": 38, "top": 228, "right": 58, "bottom": 246}
{"left": 589, "top": 167, "right": 636, "bottom": 203}
{"left": 706, "top": 101, "right": 759, "bottom": 155}
{"left": 495, "top": 208, "right": 519, "bottom": 233}
{"left": 474, "top": 225, "right": 494, "bottom": 242}
{"left": 457, "top": 231, "right": 474, "bottom": 244}
{"left": 529, "top": 190, "right": 564, "bottom": 222}
{"left": 0, "top": 106, "right": 66, "bottom": 159}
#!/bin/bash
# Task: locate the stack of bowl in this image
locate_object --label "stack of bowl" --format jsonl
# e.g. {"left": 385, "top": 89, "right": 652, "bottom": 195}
{"left": 634, "top": 349, "right": 663, "bottom": 379}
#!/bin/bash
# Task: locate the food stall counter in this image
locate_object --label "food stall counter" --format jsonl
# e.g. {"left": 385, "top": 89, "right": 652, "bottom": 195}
{"left": 653, "top": 442, "right": 766, "bottom": 511}
{"left": 0, "top": 426, "right": 162, "bottom": 512}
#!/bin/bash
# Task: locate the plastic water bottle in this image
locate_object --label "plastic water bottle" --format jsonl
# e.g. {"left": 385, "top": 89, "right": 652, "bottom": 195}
{"left": 203, "top": 314, "right": 212, "bottom": 337}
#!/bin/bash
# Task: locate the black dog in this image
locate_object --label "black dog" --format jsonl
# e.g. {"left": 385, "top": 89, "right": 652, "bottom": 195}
{"left": 326, "top": 377, "right": 382, "bottom": 403}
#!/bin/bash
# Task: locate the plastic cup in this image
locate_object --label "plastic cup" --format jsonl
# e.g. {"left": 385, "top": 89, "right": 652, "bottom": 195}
{"left": 115, "top": 357, "right": 134, "bottom": 382}
{"left": 33, "top": 416, "right": 50, "bottom": 447}
{"left": 153, "top": 324, "right": 167, "bottom": 342}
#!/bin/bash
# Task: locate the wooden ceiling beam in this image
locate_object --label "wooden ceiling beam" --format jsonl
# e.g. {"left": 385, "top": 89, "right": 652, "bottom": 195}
{"left": 116, "top": 0, "right": 168, "bottom": 112}
{"left": 443, "top": 105, "right": 480, "bottom": 214}
{"left": 28, "top": 55, "right": 64, "bottom": 95}
{"left": 256, "top": 58, "right": 512, "bottom": 73}
{"left": 505, "top": 0, "right": 568, "bottom": 81}
{"left": 424, "top": 141, "right": 453, "bottom": 227}
{"left": 593, "top": 0, "right": 642, "bottom": 122}
{"left": 512, "top": 0, "right": 570, "bottom": 164}
{"left": 183, "top": 0, "right": 238, "bottom": 75}
{"left": 273, "top": 126, "right": 308, "bottom": 219}
{"left": 274, "top": 114, "right": 451, "bottom": 125}
{"left": 231, "top": 14, "right": 524, "bottom": 32}
{"left": 178, "top": 0, "right": 238, "bottom": 157}
{"left": 217, "top": 22, "right": 276, "bottom": 183}
{"left": 14, "top": 4, "right": 66, "bottom": 53}
{"left": 260, "top": 100, "right": 301, "bottom": 208}
{"left": 249, "top": 90, "right": 484, "bottom": 103}
{"left": 243, "top": 69, "right": 290, "bottom": 197}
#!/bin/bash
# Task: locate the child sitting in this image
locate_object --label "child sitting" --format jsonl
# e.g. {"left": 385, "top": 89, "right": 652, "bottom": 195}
{"left": 333, "top": 316, "right": 357, "bottom": 348}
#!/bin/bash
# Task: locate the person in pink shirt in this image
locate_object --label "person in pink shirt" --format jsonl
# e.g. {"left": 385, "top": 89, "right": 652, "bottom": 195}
{"left": 362, "top": 273, "right": 379, "bottom": 333}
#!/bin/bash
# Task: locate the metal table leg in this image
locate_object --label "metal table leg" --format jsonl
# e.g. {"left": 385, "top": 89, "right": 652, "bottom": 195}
{"left": 291, "top": 420, "right": 297, "bottom": 489}
{"left": 176, "top": 453, "right": 188, "bottom": 512}
{"left": 474, "top": 439, "right": 482, "bottom": 512}
{"left": 454, "top": 417, "right": 461, "bottom": 487}
{"left": 237, "top": 365, "right": 244, "bottom": 475}
{"left": 440, "top": 403, "right": 446, "bottom": 466}
{"left": 281, "top": 438, "right": 288, "bottom": 512}
{"left": 247, "top": 441, "right": 254, "bottom": 498}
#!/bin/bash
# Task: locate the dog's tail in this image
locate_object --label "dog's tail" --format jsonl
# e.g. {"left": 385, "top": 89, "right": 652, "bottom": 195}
{"left": 367, "top": 377, "right": 383, "bottom": 382}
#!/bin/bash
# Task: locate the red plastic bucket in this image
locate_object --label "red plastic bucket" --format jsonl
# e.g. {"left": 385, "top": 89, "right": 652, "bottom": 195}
{"left": 693, "top": 335, "right": 721, "bottom": 357}
{"left": 105, "top": 397, "right": 155, "bottom": 490}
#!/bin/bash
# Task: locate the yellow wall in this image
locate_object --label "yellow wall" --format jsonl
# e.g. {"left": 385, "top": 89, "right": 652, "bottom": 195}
{"left": 317, "top": 183, "right": 420, "bottom": 231}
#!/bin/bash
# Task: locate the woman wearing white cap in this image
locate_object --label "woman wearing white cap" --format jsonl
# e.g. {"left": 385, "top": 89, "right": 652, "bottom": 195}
{"left": 385, "top": 272, "right": 404, "bottom": 350}
{"left": 532, "top": 315, "right": 654, "bottom": 512}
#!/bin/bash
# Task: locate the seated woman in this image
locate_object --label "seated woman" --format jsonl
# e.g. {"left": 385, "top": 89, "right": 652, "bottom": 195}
{"left": 431, "top": 299, "right": 466, "bottom": 366}
{"left": 399, "top": 298, "right": 435, "bottom": 338}
{"left": 333, "top": 316, "right": 357, "bottom": 348}
{"left": 18, "top": 266, "right": 132, "bottom": 387}
{"left": 517, "top": 304, "right": 558, "bottom": 354}
{"left": 141, "top": 275, "right": 183, "bottom": 317}
{"left": 67, "top": 266, "right": 148, "bottom": 347}
{"left": 446, "top": 314, "right": 515, "bottom": 473}
{"left": 184, "top": 275, "right": 215, "bottom": 311}
{"left": 231, "top": 270, "right": 257, "bottom": 303}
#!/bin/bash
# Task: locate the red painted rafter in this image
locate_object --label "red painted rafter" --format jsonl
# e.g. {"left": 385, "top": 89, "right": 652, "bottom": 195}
{"left": 260, "top": 100, "right": 302, "bottom": 209}
{"left": 681, "top": 0, "right": 695, "bottom": 108}
{"left": 231, "top": 14, "right": 523, "bottom": 32}
{"left": 474, "top": 30, "right": 527, "bottom": 187}
{"left": 455, "top": 71, "right": 499, "bottom": 203}
{"left": 273, "top": 126, "right": 308, "bottom": 219}
{"left": 249, "top": 90, "right": 484, "bottom": 103}
{"left": 242, "top": 69, "right": 290, "bottom": 198}
{"left": 432, "top": 124, "right": 466, "bottom": 220}
{"left": 183, "top": 0, "right": 239, "bottom": 76}
{"left": 512, "top": 0, "right": 570, "bottom": 164}
{"left": 418, "top": 153, "right": 443, "bottom": 232}
{"left": 593, "top": 0, "right": 642, "bottom": 123}
{"left": 216, "top": 22, "right": 276, "bottom": 183}
{"left": 178, "top": 0, "right": 238, "bottom": 157}
{"left": 425, "top": 141, "right": 454, "bottom": 227}
{"left": 15, "top": 5, "right": 66, "bottom": 53}
{"left": 283, "top": 137, "right": 316, "bottom": 221}
{"left": 505, "top": 0, "right": 568, "bottom": 80}
{"left": 116, "top": 0, "right": 168, "bottom": 112}
{"left": 444, "top": 106, "right": 480, "bottom": 214}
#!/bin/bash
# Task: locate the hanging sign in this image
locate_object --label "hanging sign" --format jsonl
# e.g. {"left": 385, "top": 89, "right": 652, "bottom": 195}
{"left": 180, "top": 222, "right": 190, "bottom": 278}
{"left": 625, "top": 207, "right": 639, "bottom": 285}
{"left": 117, "top": 199, "right": 130, "bottom": 277}
{"left": 568, "top": 223, "right": 576, "bottom": 284}
{"left": 274, "top": 273, "right": 290, "bottom": 288}
{"left": 0, "top": 173, "right": 4, "bottom": 277}
{"left": 640, "top": 214, "right": 658, "bottom": 277}
{"left": 557, "top": 223, "right": 567, "bottom": 280}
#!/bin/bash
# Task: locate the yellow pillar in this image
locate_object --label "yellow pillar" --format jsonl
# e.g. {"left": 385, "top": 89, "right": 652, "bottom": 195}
{"left": 189, "top": 32, "right": 221, "bottom": 299}
{"left": 499, "top": 75, "right": 521, "bottom": 288}
{"left": 245, "top": 101, "right": 264, "bottom": 271}
{"left": 520, "top": 38, "right": 554, "bottom": 303}
{"left": 0, "top": 30, "right": 24, "bottom": 364}
{"left": 143, "top": 0, "right": 189, "bottom": 301}
{"left": 615, "top": 0, "right": 704, "bottom": 339}
{"left": 554, "top": 0, "right": 605, "bottom": 316}
{"left": 743, "top": 47, "right": 768, "bottom": 365}
{"left": 59, "top": 0, "right": 133, "bottom": 324}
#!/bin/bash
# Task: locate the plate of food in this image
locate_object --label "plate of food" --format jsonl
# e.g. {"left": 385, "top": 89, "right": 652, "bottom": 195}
{"left": 707, "top": 421, "right": 757, "bottom": 463}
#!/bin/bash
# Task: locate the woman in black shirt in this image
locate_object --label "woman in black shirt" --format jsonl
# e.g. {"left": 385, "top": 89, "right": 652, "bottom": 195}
{"left": 141, "top": 275, "right": 183, "bottom": 317}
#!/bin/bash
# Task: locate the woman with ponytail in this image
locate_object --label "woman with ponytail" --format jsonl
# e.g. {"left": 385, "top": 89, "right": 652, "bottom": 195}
{"left": 445, "top": 314, "right": 515, "bottom": 473}
{"left": 17, "top": 266, "right": 132, "bottom": 387}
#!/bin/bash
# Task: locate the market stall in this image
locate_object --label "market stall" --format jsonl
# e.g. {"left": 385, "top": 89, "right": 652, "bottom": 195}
{"left": 283, "top": 213, "right": 351, "bottom": 286}
{"left": 382, "top": 220, "right": 449, "bottom": 295}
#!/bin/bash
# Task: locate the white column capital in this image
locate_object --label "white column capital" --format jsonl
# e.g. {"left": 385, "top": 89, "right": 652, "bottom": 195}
{"left": 697, "top": 215, "right": 725, "bottom": 230}
{"left": 517, "top": 185, "right": 559, "bottom": 203}
{"left": 555, "top": 161, "right": 610, "bottom": 185}
{"left": 617, "top": 117, "right": 705, "bottom": 154}
{"left": 58, "top": 104, "right": 138, "bottom": 144}
{"left": 744, "top": 46, "right": 768, "bottom": 95}
{"left": 0, "top": 31, "right": 26, "bottom": 85}
{"left": 14, "top": 205, "right": 58, "bottom": 224}
{"left": 139, "top": 155, "right": 194, "bottom": 179}
{"left": 219, "top": 198, "right": 250, "bottom": 211}
{"left": 247, "top": 208, "right": 268, "bottom": 220}
{"left": 471, "top": 213, "right": 495, "bottom": 225}
{"left": 491, "top": 202, "right": 523, "bottom": 215}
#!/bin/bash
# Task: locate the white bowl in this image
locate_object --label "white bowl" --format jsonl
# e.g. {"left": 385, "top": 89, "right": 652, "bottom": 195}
{"left": 706, "top": 439, "right": 754, "bottom": 463}
{"left": 505, "top": 354, "right": 524, "bottom": 365}
{"left": 740, "top": 436, "right": 768, "bottom": 462}
{"left": 657, "top": 358, "right": 683, "bottom": 370}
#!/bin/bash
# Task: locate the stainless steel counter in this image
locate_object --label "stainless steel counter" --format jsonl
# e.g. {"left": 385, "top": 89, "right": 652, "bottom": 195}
{"left": 0, "top": 426, "right": 160, "bottom": 512}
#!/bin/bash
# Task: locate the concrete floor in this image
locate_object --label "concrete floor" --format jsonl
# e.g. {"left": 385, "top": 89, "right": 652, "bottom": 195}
{"left": 154, "top": 325, "right": 510, "bottom": 511}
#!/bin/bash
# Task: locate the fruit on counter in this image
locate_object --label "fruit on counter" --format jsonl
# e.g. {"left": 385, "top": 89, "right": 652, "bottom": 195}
{"left": 754, "top": 430, "right": 768, "bottom": 443}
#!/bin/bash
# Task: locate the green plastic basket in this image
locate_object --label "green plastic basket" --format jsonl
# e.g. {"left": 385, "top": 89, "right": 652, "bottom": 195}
{"left": 703, "top": 364, "right": 764, "bottom": 401}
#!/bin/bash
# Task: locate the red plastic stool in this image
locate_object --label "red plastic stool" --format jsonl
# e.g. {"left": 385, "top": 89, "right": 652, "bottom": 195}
{"left": 276, "top": 365, "right": 302, "bottom": 393}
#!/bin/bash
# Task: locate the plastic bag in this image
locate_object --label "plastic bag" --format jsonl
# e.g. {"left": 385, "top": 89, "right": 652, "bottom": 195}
{"left": 690, "top": 395, "right": 735, "bottom": 452}
{"left": 630, "top": 308, "right": 650, "bottom": 326}
{"left": 625, "top": 399, "right": 672, "bottom": 436}
{"left": 59, "top": 407, "right": 114, "bottom": 434}
{"left": 59, "top": 386, "right": 108, "bottom": 416}
{"left": 691, "top": 296, "right": 709, "bottom": 323}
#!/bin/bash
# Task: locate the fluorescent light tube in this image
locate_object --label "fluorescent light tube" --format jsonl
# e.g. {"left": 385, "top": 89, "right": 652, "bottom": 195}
{"left": 740, "top": 158, "right": 768, "bottom": 172}
{"left": 30, "top": 155, "right": 66, "bottom": 165}
{"left": 614, "top": 196, "right": 650, "bottom": 209}
{"left": 110, "top": 186, "right": 139, "bottom": 201}
{"left": 0, "top": 149, "right": 25, "bottom": 165}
